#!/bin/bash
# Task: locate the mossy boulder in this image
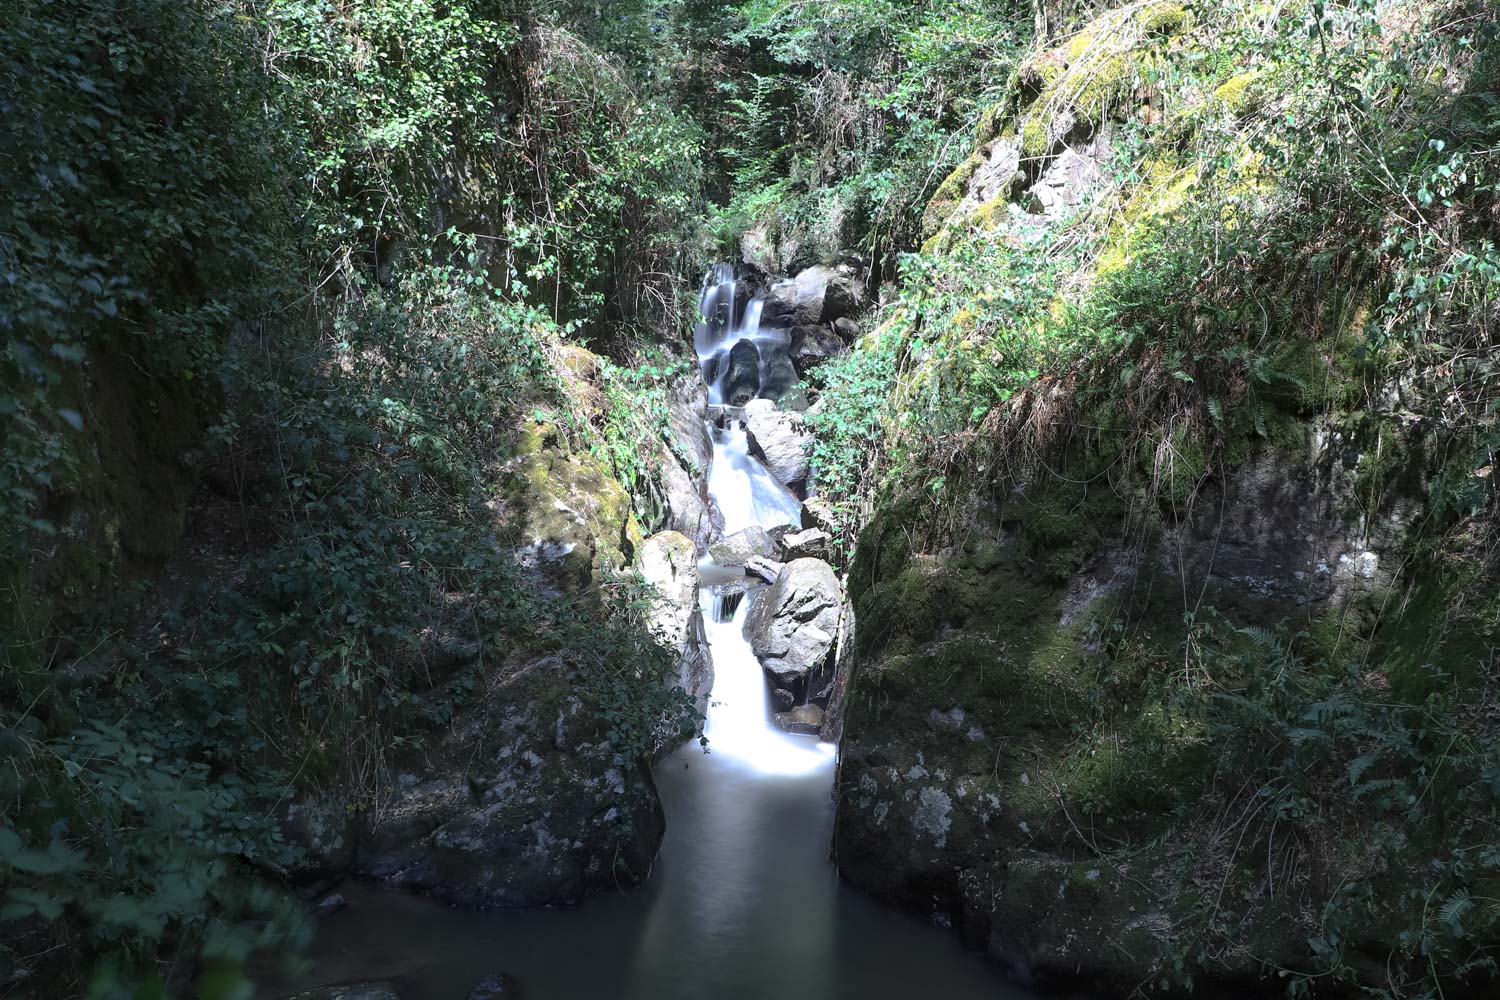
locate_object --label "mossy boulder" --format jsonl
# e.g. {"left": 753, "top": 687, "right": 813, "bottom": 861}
{"left": 501, "top": 420, "right": 643, "bottom": 594}
{"left": 360, "top": 650, "right": 664, "bottom": 908}
{"left": 834, "top": 435, "right": 1427, "bottom": 991}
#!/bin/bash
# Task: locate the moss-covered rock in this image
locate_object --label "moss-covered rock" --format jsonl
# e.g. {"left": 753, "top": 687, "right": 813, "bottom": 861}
{"left": 501, "top": 419, "right": 643, "bottom": 594}
{"left": 834, "top": 432, "right": 1431, "bottom": 992}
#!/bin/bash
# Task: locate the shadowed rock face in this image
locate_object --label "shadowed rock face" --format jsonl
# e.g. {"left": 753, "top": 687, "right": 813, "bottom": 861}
{"left": 360, "top": 652, "right": 665, "bottom": 909}
{"left": 833, "top": 438, "right": 1423, "bottom": 989}
{"left": 724, "top": 339, "right": 762, "bottom": 406}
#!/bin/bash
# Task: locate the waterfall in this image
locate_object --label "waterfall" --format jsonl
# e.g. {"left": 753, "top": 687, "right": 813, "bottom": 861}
{"left": 693, "top": 265, "right": 832, "bottom": 775}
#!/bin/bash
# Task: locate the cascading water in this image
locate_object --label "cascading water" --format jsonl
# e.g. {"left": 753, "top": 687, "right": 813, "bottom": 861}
{"left": 275, "top": 266, "right": 1031, "bottom": 1000}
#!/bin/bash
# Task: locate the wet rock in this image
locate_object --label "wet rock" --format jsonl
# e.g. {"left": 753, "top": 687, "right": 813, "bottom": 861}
{"left": 744, "top": 555, "right": 783, "bottom": 585}
{"left": 762, "top": 264, "right": 867, "bottom": 328}
{"left": 359, "top": 653, "right": 664, "bottom": 909}
{"left": 743, "top": 558, "right": 842, "bottom": 692}
{"left": 662, "top": 457, "right": 713, "bottom": 551}
{"left": 315, "top": 893, "right": 347, "bottom": 917}
{"left": 771, "top": 688, "right": 796, "bottom": 712}
{"left": 759, "top": 344, "right": 801, "bottom": 403}
{"left": 832, "top": 316, "right": 861, "bottom": 342}
{"left": 742, "top": 400, "right": 812, "bottom": 495}
{"left": 709, "top": 526, "right": 775, "bottom": 567}
{"left": 788, "top": 325, "right": 847, "bottom": 376}
{"left": 466, "top": 973, "right": 523, "bottom": 999}
{"left": 775, "top": 703, "right": 825, "bottom": 735}
{"left": 779, "top": 528, "right": 830, "bottom": 561}
{"left": 661, "top": 376, "right": 714, "bottom": 548}
{"left": 287, "top": 983, "right": 400, "bottom": 1000}
{"left": 723, "top": 339, "right": 761, "bottom": 406}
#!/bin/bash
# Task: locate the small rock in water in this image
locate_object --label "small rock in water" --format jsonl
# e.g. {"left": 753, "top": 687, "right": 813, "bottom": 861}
{"left": 709, "top": 525, "right": 775, "bottom": 567}
{"left": 771, "top": 688, "right": 796, "bottom": 712}
{"left": 467, "top": 973, "right": 524, "bottom": 999}
{"left": 775, "top": 703, "right": 824, "bottom": 735}
{"left": 316, "top": 893, "right": 347, "bottom": 916}
{"left": 288, "top": 982, "right": 400, "bottom": 1000}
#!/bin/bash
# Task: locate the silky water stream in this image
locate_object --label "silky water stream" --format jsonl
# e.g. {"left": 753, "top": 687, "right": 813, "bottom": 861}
{"left": 279, "top": 269, "right": 1035, "bottom": 999}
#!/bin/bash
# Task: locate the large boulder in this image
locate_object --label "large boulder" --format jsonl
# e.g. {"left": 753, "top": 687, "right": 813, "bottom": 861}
{"left": 833, "top": 434, "right": 1433, "bottom": 990}
{"left": 743, "top": 557, "right": 842, "bottom": 693}
{"left": 638, "top": 531, "right": 699, "bottom": 651}
{"left": 758, "top": 343, "right": 800, "bottom": 404}
{"left": 709, "top": 525, "right": 775, "bottom": 567}
{"left": 359, "top": 652, "right": 664, "bottom": 908}
{"left": 779, "top": 527, "right": 831, "bottom": 561}
{"left": 638, "top": 532, "right": 713, "bottom": 716}
{"left": 788, "top": 325, "right": 847, "bottom": 376}
{"left": 742, "top": 400, "right": 812, "bottom": 495}
{"left": 761, "top": 263, "right": 867, "bottom": 328}
{"left": 722, "top": 339, "right": 761, "bottom": 406}
{"left": 500, "top": 422, "right": 642, "bottom": 596}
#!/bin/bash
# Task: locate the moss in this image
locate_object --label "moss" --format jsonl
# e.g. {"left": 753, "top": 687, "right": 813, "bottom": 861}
{"left": 1068, "top": 53, "right": 1135, "bottom": 127}
{"left": 973, "top": 103, "right": 1005, "bottom": 147}
{"left": 1136, "top": 1, "right": 1191, "bottom": 36}
{"left": 1141, "top": 426, "right": 1206, "bottom": 508}
{"left": 922, "top": 149, "right": 987, "bottom": 237}
{"left": 964, "top": 194, "right": 1011, "bottom": 231}
{"left": 506, "top": 420, "right": 642, "bottom": 592}
{"left": 1211, "top": 71, "right": 1263, "bottom": 114}
{"left": 1020, "top": 114, "right": 1051, "bottom": 159}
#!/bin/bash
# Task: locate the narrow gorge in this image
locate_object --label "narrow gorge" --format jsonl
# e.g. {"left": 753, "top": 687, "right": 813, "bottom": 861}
{"left": 3, "top": 1, "right": 1497, "bottom": 999}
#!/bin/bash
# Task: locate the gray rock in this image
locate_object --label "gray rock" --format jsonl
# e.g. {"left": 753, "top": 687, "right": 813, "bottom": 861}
{"left": 744, "top": 555, "right": 784, "bottom": 585}
{"left": 466, "top": 973, "right": 523, "bottom": 999}
{"left": 927, "top": 707, "right": 967, "bottom": 732}
{"left": 742, "top": 400, "right": 812, "bottom": 494}
{"left": 709, "top": 526, "right": 775, "bottom": 567}
{"left": 359, "top": 654, "right": 664, "bottom": 909}
{"left": 779, "top": 527, "right": 831, "bottom": 561}
{"left": 762, "top": 264, "right": 867, "bottom": 328}
{"left": 288, "top": 983, "right": 400, "bottom": 1000}
{"left": 775, "top": 703, "right": 825, "bottom": 735}
{"left": 1025, "top": 133, "right": 1109, "bottom": 217}
{"left": 759, "top": 344, "right": 800, "bottom": 403}
{"left": 789, "top": 324, "right": 847, "bottom": 376}
{"left": 638, "top": 532, "right": 699, "bottom": 652}
{"left": 661, "top": 455, "right": 714, "bottom": 551}
{"left": 315, "top": 893, "right": 347, "bottom": 916}
{"left": 723, "top": 339, "right": 761, "bottom": 406}
{"left": 743, "top": 557, "right": 842, "bottom": 691}
{"left": 277, "top": 792, "right": 358, "bottom": 884}
{"left": 832, "top": 316, "right": 861, "bottom": 341}
{"left": 771, "top": 688, "right": 796, "bottom": 712}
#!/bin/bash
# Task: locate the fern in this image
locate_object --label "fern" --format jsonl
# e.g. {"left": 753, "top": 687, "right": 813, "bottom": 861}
{"left": 1439, "top": 889, "right": 1473, "bottom": 932}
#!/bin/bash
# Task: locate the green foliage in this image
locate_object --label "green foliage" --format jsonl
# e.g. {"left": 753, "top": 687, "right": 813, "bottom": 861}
{"left": 1188, "top": 616, "right": 1500, "bottom": 998}
{"left": 1, "top": 0, "right": 296, "bottom": 640}
{"left": 2, "top": 0, "right": 710, "bottom": 990}
{"left": 712, "top": 0, "right": 1033, "bottom": 266}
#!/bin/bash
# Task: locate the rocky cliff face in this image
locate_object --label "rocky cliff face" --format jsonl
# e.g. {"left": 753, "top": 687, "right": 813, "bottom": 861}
{"left": 834, "top": 426, "right": 1431, "bottom": 985}
{"left": 822, "top": 1, "right": 1499, "bottom": 993}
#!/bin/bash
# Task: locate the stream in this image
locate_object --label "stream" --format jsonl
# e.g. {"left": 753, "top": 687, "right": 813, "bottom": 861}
{"left": 278, "top": 268, "right": 1036, "bottom": 1000}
